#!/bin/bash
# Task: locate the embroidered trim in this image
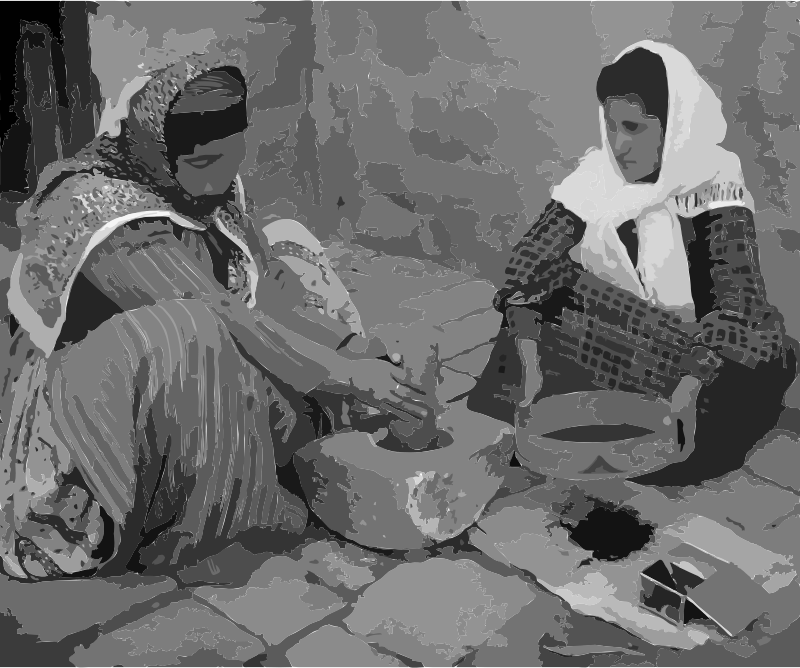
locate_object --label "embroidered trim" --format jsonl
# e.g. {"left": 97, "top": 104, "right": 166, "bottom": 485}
{"left": 272, "top": 240, "right": 323, "bottom": 265}
{"left": 0, "top": 349, "right": 114, "bottom": 580}
{"left": 673, "top": 181, "right": 746, "bottom": 215}
{"left": 213, "top": 205, "right": 258, "bottom": 309}
{"left": 10, "top": 206, "right": 204, "bottom": 357}
{"left": 14, "top": 535, "right": 66, "bottom": 581}
{"left": 263, "top": 219, "right": 365, "bottom": 338}
{"left": 271, "top": 241, "right": 331, "bottom": 313}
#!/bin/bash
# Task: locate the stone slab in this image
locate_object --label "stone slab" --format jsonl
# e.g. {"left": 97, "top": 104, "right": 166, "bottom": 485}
{"left": 177, "top": 543, "right": 273, "bottom": 587}
{"left": 195, "top": 556, "right": 344, "bottom": 645}
{"left": 438, "top": 309, "right": 503, "bottom": 359}
{"left": 673, "top": 470, "right": 800, "bottom": 540}
{"left": 344, "top": 558, "right": 537, "bottom": 668}
{"left": 443, "top": 343, "right": 492, "bottom": 378}
{"left": 71, "top": 600, "right": 264, "bottom": 668}
{"left": 286, "top": 626, "right": 402, "bottom": 668}
{"left": 400, "top": 280, "right": 500, "bottom": 333}
{"left": 472, "top": 592, "right": 655, "bottom": 668}
{"left": 746, "top": 430, "right": 800, "bottom": 493}
{"left": 0, "top": 574, "right": 176, "bottom": 642}
{"left": 328, "top": 248, "right": 475, "bottom": 329}
{"left": 783, "top": 378, "right": 800, "bottom": 410}
{"left": 436, "top": 369, "right": 476, "bottom": 402}
{"left": 292, "top": 540, "right": 396, "bottom": 592}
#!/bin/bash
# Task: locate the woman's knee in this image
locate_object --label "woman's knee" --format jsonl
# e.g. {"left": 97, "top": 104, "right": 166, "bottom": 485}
{"left": 133, "top": 299, "right": 226, "bottom": 344}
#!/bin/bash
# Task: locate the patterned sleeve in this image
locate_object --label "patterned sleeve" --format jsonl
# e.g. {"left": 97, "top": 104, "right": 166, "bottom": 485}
{"left": 493, "top": 200, "right": 587, "bottom": 315}
{"left": 683, "top": 205, "right": 795, "bottom": 369}
{"left": 271, "top": 240, "right": 366, "bottom": 337}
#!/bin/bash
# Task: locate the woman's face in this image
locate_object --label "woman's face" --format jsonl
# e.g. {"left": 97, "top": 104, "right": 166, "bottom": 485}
{"left": 173, "top": 131, "right": 247, "bottom": 197}
{"left": 604, "top": 98, "right": 664, "bottom": 183}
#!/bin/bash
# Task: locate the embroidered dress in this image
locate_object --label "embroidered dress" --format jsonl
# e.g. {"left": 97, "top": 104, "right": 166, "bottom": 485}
{"left": 0, "top": 56, "right": 362, "bottom": 580}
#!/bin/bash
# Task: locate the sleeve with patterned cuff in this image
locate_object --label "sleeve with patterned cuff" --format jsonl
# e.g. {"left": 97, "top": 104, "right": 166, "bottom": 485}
{"left": 682, "top": 205, "right": 795, "bottom": 369}
{"left": 493, "top": 200, "right": 587, "bottom": 316}
{"left": 273, "top": 241, "right": 363, "bottom": 335}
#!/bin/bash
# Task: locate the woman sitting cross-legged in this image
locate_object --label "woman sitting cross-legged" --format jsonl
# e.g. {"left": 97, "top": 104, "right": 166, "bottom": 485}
{"left": 469, "top": 40, "right": 799, "bottom": 485}
{"left": 0, "top": 55, "right": 436, "bottom": 580}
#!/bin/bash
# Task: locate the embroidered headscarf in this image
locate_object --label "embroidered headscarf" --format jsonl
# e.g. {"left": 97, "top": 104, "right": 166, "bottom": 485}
{"left": 552, "top": 40, "right": 755, "bottom": 318}
{"left": 7, "top": 54, "right": 260, "bottom": 356}
{"left": 32, "top": 53, "right": 250, "bottom": 210}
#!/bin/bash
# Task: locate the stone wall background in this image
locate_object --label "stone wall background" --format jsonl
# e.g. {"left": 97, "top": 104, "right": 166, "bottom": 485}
{"left": 80, "top": 2, "right": 800, "bottom": 395}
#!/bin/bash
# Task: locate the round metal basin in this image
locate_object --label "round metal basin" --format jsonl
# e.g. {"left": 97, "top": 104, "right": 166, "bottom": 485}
{"left": 516, "top": 383, "right": 700, "bottom": 480}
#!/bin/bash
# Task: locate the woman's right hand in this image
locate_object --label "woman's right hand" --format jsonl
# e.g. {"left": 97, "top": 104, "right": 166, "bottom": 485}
{"left": 324, "top": 357, "right": 430, "bottom": 420}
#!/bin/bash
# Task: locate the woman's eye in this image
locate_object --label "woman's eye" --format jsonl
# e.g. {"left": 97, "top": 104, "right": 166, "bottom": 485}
{"left": 183, "top": 154, "right": 223, "bottom": 169}
{"left": 622, "top": 121, "right": 639, "bottom": 132}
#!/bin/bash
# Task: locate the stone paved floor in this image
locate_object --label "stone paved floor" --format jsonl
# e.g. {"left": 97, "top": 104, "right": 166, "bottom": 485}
{"left": 0, "top": 243, "right": 800, "bottom": 668}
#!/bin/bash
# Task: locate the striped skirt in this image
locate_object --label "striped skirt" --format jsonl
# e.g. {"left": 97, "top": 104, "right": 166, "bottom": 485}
{"left": 2, "top": 297, "right": 312, "bottom": 580}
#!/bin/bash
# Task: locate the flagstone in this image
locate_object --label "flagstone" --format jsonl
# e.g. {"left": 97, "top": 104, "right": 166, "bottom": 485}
{"left": 344, "top": 558, "right": 537, "bottom": 668}
{"left": 195, "top": 556, "right": 345, "bottom": 645}
{"left": 71, "top": 600, "right": 265, "bottom": 668}
{"left": 286, "top": 626, "right": 402, "bottom": 668}
{"left": 0, "top": 574, "right": 176, "bottom": 642}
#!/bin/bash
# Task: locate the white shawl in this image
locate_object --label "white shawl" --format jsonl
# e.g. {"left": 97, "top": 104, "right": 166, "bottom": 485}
{"left": 551, "top": 40, "right": 754, "bottom": 320}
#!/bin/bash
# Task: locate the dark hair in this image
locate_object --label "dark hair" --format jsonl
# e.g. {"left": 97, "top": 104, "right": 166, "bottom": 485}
{"left": 163, "top": 66, "right": 248, "bottom": 169}
{"left": 596, "top": 48, "right": 668, "bottom": 134}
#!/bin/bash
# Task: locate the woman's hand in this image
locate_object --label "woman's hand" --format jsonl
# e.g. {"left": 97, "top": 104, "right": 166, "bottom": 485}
{"left": 350, "top": 359, "right": 429, "bottom": 420}
{"left": 324, "top": 358, "right": 430, "bottom": 420}
{"left": 690, "top": 310, "right": 785, "bottom": 367}
{"left": 334, "top": 333, "right": 374, "bottom": 360}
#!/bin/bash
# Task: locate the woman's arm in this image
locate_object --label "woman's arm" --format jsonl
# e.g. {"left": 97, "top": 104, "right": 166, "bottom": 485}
{"left": 683, "top": 205, "right": 796, "bottom": 368}
{"left": 78, "top": 227, "right": 422, "bottom": 413}
{"left": 203, "top": 291, "right": 428, "bottom": 419}
{"left": 199, "top": 289, "right": 342, "bottom": 393}
{"left": 493, "top": 200, "right": 587, "bottom": 323}
{"left": 24, "top": 207, "right": 341, "bottom": 397}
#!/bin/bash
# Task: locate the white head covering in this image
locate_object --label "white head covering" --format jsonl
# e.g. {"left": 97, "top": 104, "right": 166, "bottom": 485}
{"left": 552, "top": 40, "right": 754, "bottom": 318}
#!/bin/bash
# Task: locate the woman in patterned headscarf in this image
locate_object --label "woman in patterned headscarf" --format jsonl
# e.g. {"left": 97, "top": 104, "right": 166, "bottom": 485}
{"left": 0, "top": 54, "right": 429, "bottom": 580}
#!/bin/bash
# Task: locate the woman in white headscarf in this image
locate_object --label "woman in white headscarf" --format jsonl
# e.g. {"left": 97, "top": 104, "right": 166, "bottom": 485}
{"left": 470, "top": 41, "right": 799, "bottom": 485}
